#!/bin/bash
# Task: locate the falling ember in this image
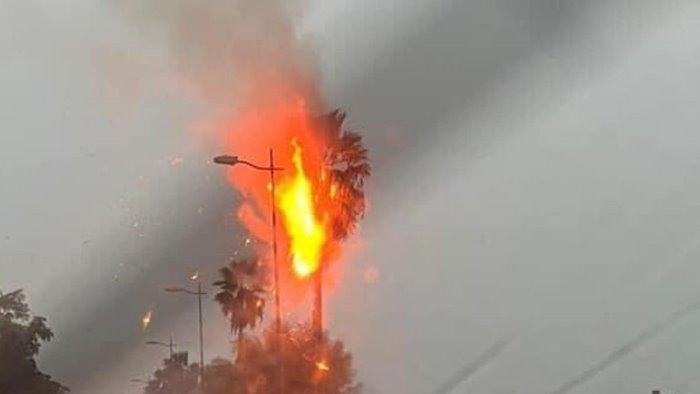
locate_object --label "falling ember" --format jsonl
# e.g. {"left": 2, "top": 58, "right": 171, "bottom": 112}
{"left": 315, "top": 361, "right": 330, "bottom": 372}
{"left": 142, "top": 311, "right": 152, "bottom": 330}
{"left": 278, "top": 140, "right": 327, "bottom": 278}
{"left": 190, "top": 271, "right": 199, "bottom": 281}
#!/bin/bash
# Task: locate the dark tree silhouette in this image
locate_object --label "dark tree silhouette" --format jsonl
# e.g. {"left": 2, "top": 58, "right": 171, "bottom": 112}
{"left": 142, "top": 357, "right": 244, "bottom": 394}
{"left": 202, "top": 358, "right": 240, "bottom": 394}
{"left": 143, "top": 357, "right": 199, "bottom": 394}
{"left": 213, "top": 258, "right": 266, "bottom": 351}
{"left": 235, "top": 324, "right": 361, "bottom": 394}
{"left": 0, "top": 289, "right": 68, "bottom": 394}
{"left": 318, "top": 109, "right": 372, "bottom": 241}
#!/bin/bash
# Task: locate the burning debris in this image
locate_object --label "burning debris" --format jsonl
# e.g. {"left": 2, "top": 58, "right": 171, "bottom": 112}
{"left": 142, "top": 311, "right": 153, "bottom": 330}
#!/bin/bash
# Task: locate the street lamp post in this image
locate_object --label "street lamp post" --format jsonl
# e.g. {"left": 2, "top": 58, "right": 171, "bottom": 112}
{"left": 146, "top": 335, "right": 176, "bottom": 359}
{"left": 165, "top": 284, "right": 207, "bottom": 388}
{"left": 213, "top": 150, "right": 284, "bottom": 334}
{"left": 214, "top": 150, "right": 286, "bottom": 394}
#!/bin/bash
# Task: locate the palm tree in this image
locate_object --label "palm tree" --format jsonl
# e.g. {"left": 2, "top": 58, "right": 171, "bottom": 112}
{"left": 213, "top": 258, "right": 266, "bottom": 356}
{"left": 318, "top": 109, "right": 372, "bottom": 241}
{"left": 313, "top": 110, "right": 372, "bottom": 336}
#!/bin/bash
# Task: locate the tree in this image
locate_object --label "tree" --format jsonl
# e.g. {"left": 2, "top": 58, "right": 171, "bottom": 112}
{"left": 0, "top": 289, "right": 68, "bottom": 394}
{"left": 143, "top": 357, "right": 199, "bottom": 394}
{"left": 314, "top": 110, "right": 372, "bottom": 335}
{"left": 142, "top": 357, "right": 243, "bottom": 394}
{"left": 213, "top": 258, "right": 266, "bottom": 352}
{"left": 234, "top": 324, "right": 361, "bottom": 394}
{"left": 318, "top": 109, "right": 372, "bottom": 241}
{"left": 202, "top": 358, "right": 240, "bottom": 394}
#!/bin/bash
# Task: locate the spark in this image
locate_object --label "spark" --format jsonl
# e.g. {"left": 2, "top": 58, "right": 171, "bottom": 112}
{"left": 142, "top": 311, "right": 152, "bottom": 330}
{"left": 191, "top": 271, "right": 199, "bottom": 281}
{"left": 315, "top": 361, "right": 330, "bottom": 372}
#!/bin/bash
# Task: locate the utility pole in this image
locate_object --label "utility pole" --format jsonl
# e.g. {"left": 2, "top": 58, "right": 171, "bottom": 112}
{"left": 213, "top": 151, "right": 285, "bottom": 394}
{"left": 146, "top": 336, "right": 176, "bottom": 359}
{"left": 164, "top": 284, "right": 208, "bottom": 388}
{"left": 197, "top": 281, "right": 204, "bottom": 387}
{"left": 312, "top": 261, "right": 323, "bottom": 340}
{"left": 213, "top": 151, "right": 284, "bottom": 334}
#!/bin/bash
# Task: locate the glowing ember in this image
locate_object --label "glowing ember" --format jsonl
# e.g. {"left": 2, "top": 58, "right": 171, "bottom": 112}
{"left": 315, "top": 361, "right": 330, "bottom": 372}
{"left": 278, "top": 140, "right": 327, "bottom": 278}
{"left": 142, "top": 311, "right": 152, "bottom": 330}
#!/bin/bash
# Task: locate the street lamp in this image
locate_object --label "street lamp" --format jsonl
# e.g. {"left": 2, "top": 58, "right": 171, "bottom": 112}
{"left": 164, "top": 284, "right": 207, "bottom": 387}
{"left": 213, "top": 149, "right": 284, "bottom": 335}
{"left": 146, "top": 335, "right": 176, "bottom": 359}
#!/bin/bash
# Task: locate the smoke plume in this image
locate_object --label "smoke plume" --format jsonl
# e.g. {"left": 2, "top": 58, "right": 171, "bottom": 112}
{"left": 116, "top": 0, "right": 320, "bottom": 112}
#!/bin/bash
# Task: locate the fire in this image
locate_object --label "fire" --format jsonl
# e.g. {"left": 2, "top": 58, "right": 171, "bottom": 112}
{"left": 142, "top": 311, "right": 152, "bottom": 330}
{"left": 278, "top": 140, "right": 327, "bottom": 278}
{"left": 315, "top": 361, "right": 330, "bottom": 372}
{"left": 219, "top": 99, "right": 370, "bottom": 311}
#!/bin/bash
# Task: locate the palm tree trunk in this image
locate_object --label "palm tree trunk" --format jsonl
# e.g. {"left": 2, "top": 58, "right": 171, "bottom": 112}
{"left": 312, "top": 263, "right": 323, "bottom": 340}
{"left": 236, "top": 331, "right": 244, "bottom": 361}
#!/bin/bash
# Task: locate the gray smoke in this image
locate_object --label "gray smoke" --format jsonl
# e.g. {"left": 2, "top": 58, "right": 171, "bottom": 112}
{"left": 115, "top": 0, "right": 320, "bottom": 110}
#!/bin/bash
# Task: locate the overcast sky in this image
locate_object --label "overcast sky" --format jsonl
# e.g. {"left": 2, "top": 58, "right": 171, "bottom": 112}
{"left": 3, "top": 0, "right": 700, "bottom": 393}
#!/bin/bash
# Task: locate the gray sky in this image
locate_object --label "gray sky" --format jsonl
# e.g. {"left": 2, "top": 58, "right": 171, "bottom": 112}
{"left": 3, "top": 0, "right": 700, "bottom": 393}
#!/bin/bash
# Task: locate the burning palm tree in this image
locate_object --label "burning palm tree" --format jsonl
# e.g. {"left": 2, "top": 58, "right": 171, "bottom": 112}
{"left": 312, "top": 110, "right": 372, "bottom": 336}
{"left": 319, "top": 109, "right": 372, "bottom": 241}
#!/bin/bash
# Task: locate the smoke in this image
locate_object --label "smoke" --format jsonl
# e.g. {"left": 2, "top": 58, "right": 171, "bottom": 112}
{"left": 113, "top": 0, "right": 329, "bottom": 304}
{"left": 115, "top": 0, "right": 321, "bottom": 113}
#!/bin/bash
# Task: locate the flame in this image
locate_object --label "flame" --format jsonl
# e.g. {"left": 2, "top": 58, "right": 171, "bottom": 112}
{"left": 315, "top": 361, "right": 330, "bottom": 372}
{"left": 278, "top": 140, "right": 327, "bottom": 278}
{"left": 142, "top": 311, "right": 152, "bottom": 330}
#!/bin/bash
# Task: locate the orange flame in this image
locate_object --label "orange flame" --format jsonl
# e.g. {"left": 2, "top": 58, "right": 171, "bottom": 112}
{"left": 219, "top": 98, "right": 363, "bottom": 310}
{"left": 278, "top": 140, "right": 327, "bottom": 278}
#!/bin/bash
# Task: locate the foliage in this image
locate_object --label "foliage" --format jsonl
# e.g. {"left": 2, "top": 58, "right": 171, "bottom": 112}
{"left": 142, "top": 357, "right": 199, "bottom": 394}
{"left": 234, "top": 324, "right": 361, "bottom": 394}
{"left": 318, "top": 110, "right": 372, "bottom": 241}
{"left": 202, "top": 358, "right": 240, "bottom": 394}
{"left": 213, "top": 258, "right": 266, "bottom": 341}
{"left": 0, "top": 289, "right": 68, "bottom": 394}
